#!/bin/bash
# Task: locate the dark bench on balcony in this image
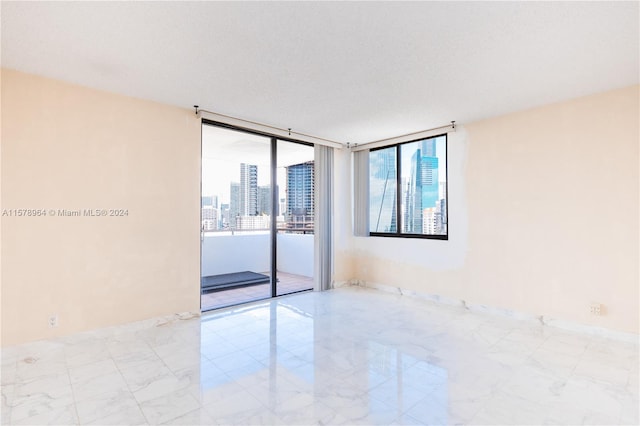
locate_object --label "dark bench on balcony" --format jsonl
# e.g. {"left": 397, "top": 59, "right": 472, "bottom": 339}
{"left": 201, "top": 271, "right": 270, "bottom": 293}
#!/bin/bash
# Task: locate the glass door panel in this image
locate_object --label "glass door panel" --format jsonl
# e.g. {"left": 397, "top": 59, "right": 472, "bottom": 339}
{"left": 201, "top": 124, "right": 272, "bottom": 311}
{"left": 276, "top": 140, "right": 314, "bottom": 296}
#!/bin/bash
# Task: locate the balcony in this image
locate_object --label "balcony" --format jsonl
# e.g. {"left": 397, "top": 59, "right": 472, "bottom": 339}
{"left": 201, "top": 230, "right": 314, "bottom": 311}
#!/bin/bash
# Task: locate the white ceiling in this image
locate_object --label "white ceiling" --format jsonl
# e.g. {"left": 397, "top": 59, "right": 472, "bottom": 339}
{"left": 2, "top": 1, "right": 638, "bottom": 144}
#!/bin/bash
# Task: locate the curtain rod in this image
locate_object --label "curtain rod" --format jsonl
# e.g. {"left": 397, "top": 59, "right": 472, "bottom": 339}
{"left": 194, "top": 106, "right": 344, "bottom": 149}
{"left": 350, "top": 121, "right": 456, "bottom": 152}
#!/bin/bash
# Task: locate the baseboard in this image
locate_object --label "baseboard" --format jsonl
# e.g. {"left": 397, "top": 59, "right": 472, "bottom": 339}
{"left": 347, "top": 280, "right": 638, "bottom": 344}
{"left": 331, "top": 280, "right": 352, "bottom": 289}
{"left": 154, "top": 311, "right": 201, "bottom": 327}
{"left": 540, "top": 316, "right": 638, "bottom": 343}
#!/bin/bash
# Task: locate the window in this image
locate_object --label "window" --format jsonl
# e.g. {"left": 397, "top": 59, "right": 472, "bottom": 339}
{"left": 369, "top": 135, "right": 447, "bottom": 239}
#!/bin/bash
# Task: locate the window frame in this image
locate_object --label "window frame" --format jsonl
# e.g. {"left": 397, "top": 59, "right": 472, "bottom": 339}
{"left": 369, "top": 133, "right": 448, "bottom": 240}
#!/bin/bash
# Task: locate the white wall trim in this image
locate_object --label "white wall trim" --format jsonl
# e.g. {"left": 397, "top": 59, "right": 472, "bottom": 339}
{"left": 349, "top": 280, "right": 639, "bottom": 344}
{"left": 1, "top": 310, "right": 202, "bottom": 352}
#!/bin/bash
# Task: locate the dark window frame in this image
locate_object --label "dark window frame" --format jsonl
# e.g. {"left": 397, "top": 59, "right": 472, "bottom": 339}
{"left": 369, "top": 133, "right": 448, "bottom": 240}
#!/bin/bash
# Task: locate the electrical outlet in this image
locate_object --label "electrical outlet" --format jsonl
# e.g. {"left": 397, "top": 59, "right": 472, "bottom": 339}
{"left": 48, "top": 314, "right": 58, "bottom": 327}
{"left": 589, "top": 303, "right": 602, "bottom": 316}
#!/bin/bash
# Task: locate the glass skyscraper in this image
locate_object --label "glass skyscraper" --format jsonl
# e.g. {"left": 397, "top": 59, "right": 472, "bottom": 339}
{"left": 404, "top": 139, "right": 440, "bottom": 234}
{"left": 239, "top": 163, "right": 258, "bottom": 216}
{"left": 286, "top": 161, "right": 314, "bottom": 229}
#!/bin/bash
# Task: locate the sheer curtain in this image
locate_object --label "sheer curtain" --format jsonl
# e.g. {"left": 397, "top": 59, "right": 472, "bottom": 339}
{"left": 353, "top": 149, "right": 369, "bottom": 236}
{"left": 314, "top": 144, "right": 334, "bottom": 291}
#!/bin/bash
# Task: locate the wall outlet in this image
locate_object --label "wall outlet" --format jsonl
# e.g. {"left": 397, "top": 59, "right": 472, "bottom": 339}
{"left": 48, "top": 314, "right": 58, "bottom": 327}
{"left": 589, "top": 303, "right": 602, "bottom": 316}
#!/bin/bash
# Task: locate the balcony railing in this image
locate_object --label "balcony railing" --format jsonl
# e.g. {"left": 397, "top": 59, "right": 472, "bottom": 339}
{"left": 201, "top": 231, "right": 314, "bottom": 310}
{"left": 201, "top": 232, "right": 314, "bottom": 279}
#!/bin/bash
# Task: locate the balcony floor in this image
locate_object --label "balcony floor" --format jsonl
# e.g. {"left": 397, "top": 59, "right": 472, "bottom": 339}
{"left": 201, "top": 271, "right": 313, "bottom": 311}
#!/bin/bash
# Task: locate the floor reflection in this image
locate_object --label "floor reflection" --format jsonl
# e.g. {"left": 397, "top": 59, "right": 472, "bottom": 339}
{"left": 3, "top": 287, "right": 637, "bottom": 425}
{"left": 197, "top": 295, "right": 451, "bottom": 424}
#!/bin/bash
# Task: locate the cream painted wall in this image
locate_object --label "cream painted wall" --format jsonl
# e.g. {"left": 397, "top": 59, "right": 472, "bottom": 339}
{"left": 2, "top": 68, "right": 637, "bottom": 345}
{"left": 347, "top": 85, "right": 639, "bottom": 335}
{"left": 1, "top": 69, "right": 201, "bottom": 346}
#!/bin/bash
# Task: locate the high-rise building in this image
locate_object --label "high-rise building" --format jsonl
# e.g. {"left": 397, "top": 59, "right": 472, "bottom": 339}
{"left": 220, "top": 203, "right": 230, "bottom": 229}
{"left": 257, "top": 185, "right": 279, "bottom": 216}
{"left": 201, "top": 206, "right": 219, "bottom": 231}
{"left": 370, "top": 148, "right": 397, "bottom": 232}
{"left": 404, "top": 140, "right": 439, "bottom": 234}
{"left": 229, "top": 182, "right": 240, "bottom": 229}
{"left": 420, "top": 138, "right": 437, "bottom": 157}
{"left": 257, "top": 186, "right": 269, "bottom": 216}
{"left": 438, "top": 182, "right": 447, "bottom": 234}
{"left": 422, "top": 207, "right": 437, "bottom": 235}
{"left": 286, "top": 161, "right": 314, "bottom": 230}
{"left": 420, "top": 156, "right": 439, "bottom": 208}
{"left": 201, "top": 196, "right": 213, "bottom": 208}
{"left": 236, "top": 215, "right": 270, "bottom": 230}
{"left": 437, "top": 198, "right": 447, "bottom": 234}
{"left": 439, "top": 182, "right": 447, "bottom": 205}
{"left": 239, "top": 163, "right": 258, "bottom": 216}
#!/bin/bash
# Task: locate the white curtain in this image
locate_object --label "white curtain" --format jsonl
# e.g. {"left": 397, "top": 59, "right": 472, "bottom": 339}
{"left": 314, "top": 144, "right": 334, "bottom": 291}
{"left": 353, "top": 149, "right": 369, "bottom": 236}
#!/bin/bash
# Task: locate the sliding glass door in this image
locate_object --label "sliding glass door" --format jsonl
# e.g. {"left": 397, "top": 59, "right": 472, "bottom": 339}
{"left": 276, "top": 140, "right": 314, "bottom": 296}
{"left": 200, "top": 123, "right": 314, "bottom": 311}
{"left": 201, "top": 125, "right": 272, "bottom": 310}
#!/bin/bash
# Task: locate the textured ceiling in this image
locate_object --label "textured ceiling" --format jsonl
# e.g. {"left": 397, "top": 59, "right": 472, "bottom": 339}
{"left": 2, "top": 1, "right": 638, "bottom": 144}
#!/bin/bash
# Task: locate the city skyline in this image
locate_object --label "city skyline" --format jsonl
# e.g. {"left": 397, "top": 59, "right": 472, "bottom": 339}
{"left": 285, "top": 161, "right": 315, "bottom": 230}
{"left": 202, "top": 161, "right": 314, "bottom": 232}
{"left": 370, "top": 136, "right": 447, "bottom": 235}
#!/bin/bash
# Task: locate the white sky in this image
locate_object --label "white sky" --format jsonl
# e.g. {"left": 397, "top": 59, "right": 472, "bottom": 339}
{"left": 202, "top": 124, "right": 313, "bottom": 203}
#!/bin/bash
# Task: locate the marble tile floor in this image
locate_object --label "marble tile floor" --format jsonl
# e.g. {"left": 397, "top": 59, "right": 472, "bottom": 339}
{"left": 2, "top": 286, "right": 638, "bottom": 425}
